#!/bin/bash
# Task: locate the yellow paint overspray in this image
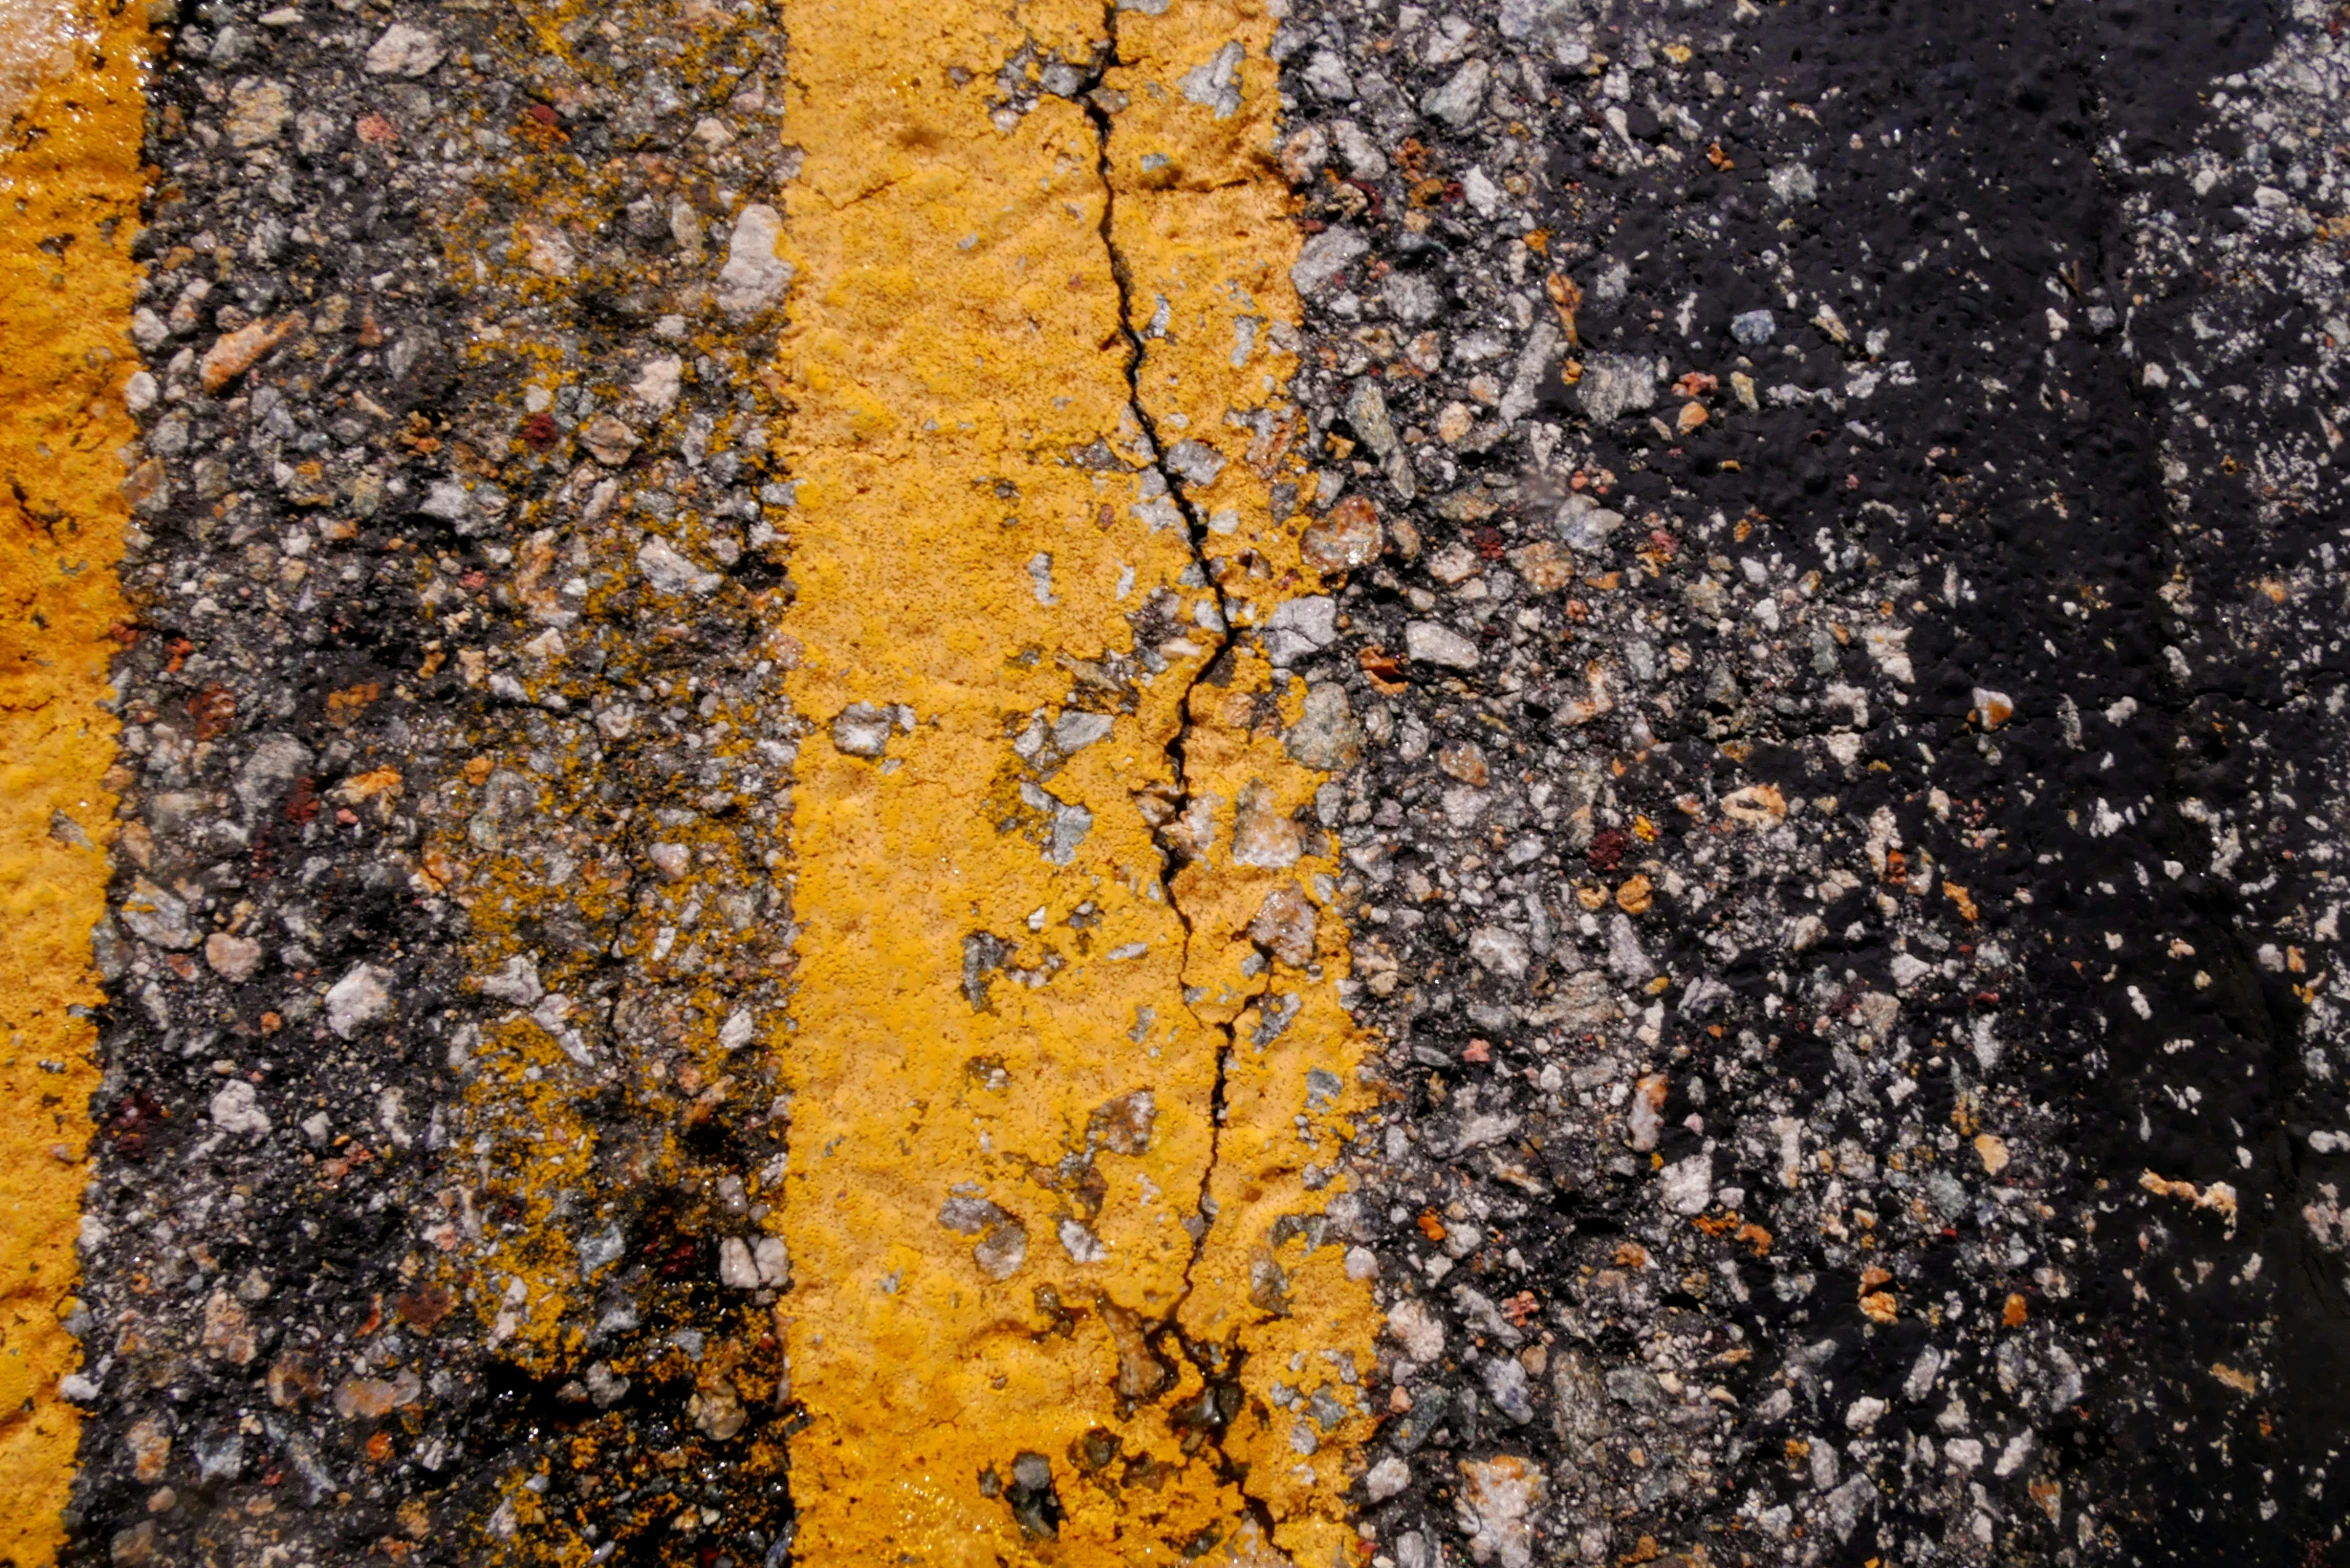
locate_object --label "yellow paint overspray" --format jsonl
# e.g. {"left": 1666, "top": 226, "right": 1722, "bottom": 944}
{"left": 775, "top": 0, "right": 1376, "bottom": 1561}
{"left": 0, "top": 0, "right": 145, "bottom": 1558}
{"left": 394, "top": 0, "right": 802, "bottom": 1555}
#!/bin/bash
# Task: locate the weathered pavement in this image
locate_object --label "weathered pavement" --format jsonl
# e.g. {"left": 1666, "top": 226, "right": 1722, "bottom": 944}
{"left": 3, "top": 0, "right": 2348, "bottom": 1564}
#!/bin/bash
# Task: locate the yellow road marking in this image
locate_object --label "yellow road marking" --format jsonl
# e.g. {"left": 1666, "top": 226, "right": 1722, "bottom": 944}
{"left": 777, "top": 0, "right": 1375, "bottom": 1560}
{"left": 0, "top": 0, "right": 145, "bottom": 1557}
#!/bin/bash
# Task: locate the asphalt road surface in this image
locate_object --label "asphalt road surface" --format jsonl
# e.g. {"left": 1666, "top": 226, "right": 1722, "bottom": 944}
{"left": 2, "top": 0, "right": 2345, "bottom": 1564}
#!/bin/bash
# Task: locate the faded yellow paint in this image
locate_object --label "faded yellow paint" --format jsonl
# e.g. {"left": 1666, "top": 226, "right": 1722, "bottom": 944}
{"left": 776, "top": 0, "right": 1376, "bottom": 1562}
{"left": 410, "top": 0, "right": 803, "bottom": 1555}
{"left": 0, "top": 0, "right": 145, "bottom": 1558}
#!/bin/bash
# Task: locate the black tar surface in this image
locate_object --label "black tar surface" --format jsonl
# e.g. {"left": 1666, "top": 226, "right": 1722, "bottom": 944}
{"left": 1274, "top": 0, "right": 2350, "bottom": 1563}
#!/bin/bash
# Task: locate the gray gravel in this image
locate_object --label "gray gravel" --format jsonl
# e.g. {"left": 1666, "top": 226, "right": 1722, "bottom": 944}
{"left": 1264, "top": 0, "right": 2350, "bottom": 1563}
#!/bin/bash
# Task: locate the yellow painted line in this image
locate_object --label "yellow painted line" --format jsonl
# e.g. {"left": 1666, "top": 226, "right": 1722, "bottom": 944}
{"left": 0, "top": 0, "right": 146, "bottom": 1558}
{"left": 777, "top": 0, "right": 1375, "bottom": 1560}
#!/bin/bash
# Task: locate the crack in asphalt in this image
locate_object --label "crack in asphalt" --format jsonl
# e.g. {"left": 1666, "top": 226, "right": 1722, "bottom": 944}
{"left": 1075, "top": 7, "right": 1283, "bottom": 1544}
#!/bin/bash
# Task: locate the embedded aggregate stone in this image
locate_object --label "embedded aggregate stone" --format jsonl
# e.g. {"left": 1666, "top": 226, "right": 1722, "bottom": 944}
{"left": 67, "top": 0, "right": 804, "bottom": 1557}
{"left": 1265, "top": 0, "right": 2350, "bottom": 1563}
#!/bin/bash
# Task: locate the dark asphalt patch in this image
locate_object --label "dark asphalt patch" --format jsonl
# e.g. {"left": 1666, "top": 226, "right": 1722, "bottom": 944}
{"left": 1272, "top": 0, "right": 2349, "bottom": 1562}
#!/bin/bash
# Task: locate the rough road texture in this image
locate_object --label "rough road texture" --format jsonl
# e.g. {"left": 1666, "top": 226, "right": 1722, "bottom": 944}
{"left": 68, "top": 0, "right": 802, "bottom": 1560}
{"left": 1270, "top": 0, "right": 2350, "bottom": 1563}
{"left": 46, "top": 0, "right": 2350, "bottom": 1563}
